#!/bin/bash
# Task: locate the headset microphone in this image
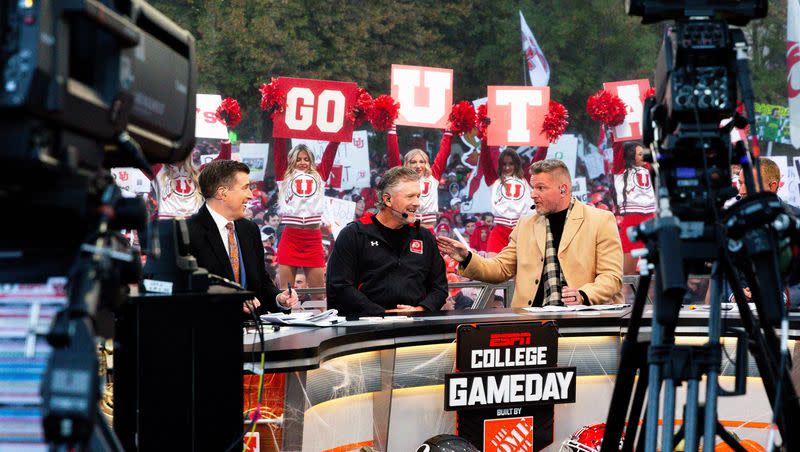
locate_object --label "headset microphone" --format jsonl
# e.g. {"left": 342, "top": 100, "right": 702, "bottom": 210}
{"left": 384, "top": 197, "right": 409, "bottom": 219}
{"left": 390, "top": 206, "right": 409, "bottom": 219}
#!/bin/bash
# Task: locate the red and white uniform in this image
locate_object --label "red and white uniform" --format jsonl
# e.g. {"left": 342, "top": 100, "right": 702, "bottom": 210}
{"left": 274, "top": 138, "right": 340, "bottom": 268}
{"left": 613, "top": 143, "right": 655, "bottom": 215}
{"left": 479, "top": 142, "right": 533, "bottom": 253}
{"left": 612, "top": 141, "right": 655, "bottom": 252}
{"left": 274, "top": 139, "right": 340, "bottom": 226}
{"left": 387, "top": 129, "right": 454, "bottom": 225}
{"left": 480, "top": 142, "right": 533, "bottom": 228}
{"left": 151, "top": 140, "right": 232, "bottom": 218}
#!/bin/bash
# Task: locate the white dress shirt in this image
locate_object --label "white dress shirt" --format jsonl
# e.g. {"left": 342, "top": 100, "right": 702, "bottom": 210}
{"left": 206, "top": 204, "right": 237, "bottom": 255}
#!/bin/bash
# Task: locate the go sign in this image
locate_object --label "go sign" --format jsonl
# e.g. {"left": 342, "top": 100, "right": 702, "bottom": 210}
{"left": 272, "top": 77, "right": 359, "bottom": 142}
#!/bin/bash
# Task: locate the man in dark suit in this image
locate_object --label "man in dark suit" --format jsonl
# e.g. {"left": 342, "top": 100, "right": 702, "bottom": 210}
{"left": 189, "top": 160, "right": 297, "bottom": 314}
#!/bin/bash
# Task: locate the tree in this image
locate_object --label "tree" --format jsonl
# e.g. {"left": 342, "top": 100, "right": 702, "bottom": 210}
{"left": 150, "top": 0, "right": 791, "bottom": 142}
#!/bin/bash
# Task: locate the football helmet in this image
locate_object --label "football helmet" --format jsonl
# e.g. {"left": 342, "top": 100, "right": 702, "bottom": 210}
{"left": 560, "top": 423, "right": 622, "bottom": 452}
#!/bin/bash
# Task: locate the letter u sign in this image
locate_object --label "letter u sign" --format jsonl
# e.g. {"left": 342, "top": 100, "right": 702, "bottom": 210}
{"left": 391, "top": 65, "right": 453, "bottom": 129}
{"left": 272, "top": 77, "right": 358, "bottom": 142}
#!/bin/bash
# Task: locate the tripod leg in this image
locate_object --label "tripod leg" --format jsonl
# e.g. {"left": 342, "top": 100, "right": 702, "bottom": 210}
{"left": 601, "top": 273, "right": 652, "bottom": 452}
{"left": 621, "top": 356, "right": 649, "bottom": 452}
{"left": 684, "top": 379, "right": 701, "bottom": 452}
{"left": 721, "top": 256, "right": 800, "bottom": 449}
{"left": 716, "top": 422, "right": 747, "bottom": 452}
{"left": 704, "top": 262, "right": 724, "bottom": 450}
{"left": 661, "top": 379, "right": 677, "bottom": 452}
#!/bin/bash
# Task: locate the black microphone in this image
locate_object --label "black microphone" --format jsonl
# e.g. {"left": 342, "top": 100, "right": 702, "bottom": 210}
{"left": 387, "top": 205, "right": 409, "bottom": 219}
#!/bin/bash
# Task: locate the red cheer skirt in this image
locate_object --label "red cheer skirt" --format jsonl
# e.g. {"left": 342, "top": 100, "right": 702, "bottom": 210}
{"left": 487, "top": 224, "right": 513, "bottom": 253}
{"left": 618, "top": 212, "right": 655, "bottom": 253}
{"left": 275, "top": 227, "right": 326, "bottom": 268}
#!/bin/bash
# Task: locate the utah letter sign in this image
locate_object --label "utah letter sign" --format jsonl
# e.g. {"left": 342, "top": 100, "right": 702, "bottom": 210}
{"left": 391, "top": 64, "right": 453, "bottom": 129}
{"left": 487, "top": 86, "right": 550, "bottom": 147}
{"left": 273, "top": 77, "right": 359, "bottom": 142}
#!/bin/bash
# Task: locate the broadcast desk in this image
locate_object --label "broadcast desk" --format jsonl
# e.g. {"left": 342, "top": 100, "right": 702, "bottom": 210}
{"left": 242, "top": 308, "right": 800, "bottom": 452}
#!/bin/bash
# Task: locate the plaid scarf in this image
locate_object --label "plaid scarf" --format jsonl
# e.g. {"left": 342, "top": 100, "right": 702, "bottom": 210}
{"left": 542, "top": 199, "right": 575, "bottom": 306}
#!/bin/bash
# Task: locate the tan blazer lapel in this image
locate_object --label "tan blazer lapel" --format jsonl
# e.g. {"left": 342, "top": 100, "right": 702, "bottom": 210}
{"left": 558, "top": 201, "right": 585, "bottom": 255}
{"left": 533, "top": 214, "right": 546, "bottom": 256}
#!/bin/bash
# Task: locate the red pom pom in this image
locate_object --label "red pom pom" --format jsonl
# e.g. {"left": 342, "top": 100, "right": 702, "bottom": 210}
{"left": 587, "top": 90, "right": 627, "bottom": 127}
{"left": 541, "top": 100, "right": 569, "bottom": 143}
{"left": 347, "top": 88, "right": 374, "bottom": 127}
{"left": 369, "top": 95, "right": 400, "bottom": 132}
{"left": 447, "top": 101, "right": 477, "bottom": 136}
{"left": 258, "top": 78, "right": 286, "bottom": 118}
{"left": 215, "top": 97, "right": 242, "bottom": 129}
{"left": 476, "top": 104, "right": 490, "bottom": 140}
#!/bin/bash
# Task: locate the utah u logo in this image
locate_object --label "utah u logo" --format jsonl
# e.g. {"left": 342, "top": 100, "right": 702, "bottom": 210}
{"left": 420, "top": 180, "right": 431, "bottom": 197}
{"left": 172, "top": 177, "right": 195, "bottom": 197}
{"left": 291, "top": 174, "right": 318, "bottom": 198}
{"left": 501, "top": 181, "right": 524, "bottom": 200}
{"left": 635, "top": 171, "right": 651, "bottom": 189}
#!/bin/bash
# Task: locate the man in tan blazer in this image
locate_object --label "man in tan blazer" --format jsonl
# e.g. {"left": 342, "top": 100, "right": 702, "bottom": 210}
{"left": 438, "top": 159, "right": 623, "bottom": 307}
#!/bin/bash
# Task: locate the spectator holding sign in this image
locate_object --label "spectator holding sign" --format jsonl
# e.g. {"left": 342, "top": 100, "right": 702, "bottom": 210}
{"left": 386, "top": 127, "right": 456, "bottom": 229}
{"left": 479, "top": 143, "right": 533, "bottom": 256}
{"left": 274, "top": 137, "right": 341, "bottom": 294}
{"left": 612, "top": 140, "right": 655, "bottom": 274}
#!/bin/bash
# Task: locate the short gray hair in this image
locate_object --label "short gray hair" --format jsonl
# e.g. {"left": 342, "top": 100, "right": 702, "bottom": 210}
{"left": 530, "top": 159, "right": 571, "bottom": 181}
{"left": 376, "top": 166, "right": 419, "bottom": 208}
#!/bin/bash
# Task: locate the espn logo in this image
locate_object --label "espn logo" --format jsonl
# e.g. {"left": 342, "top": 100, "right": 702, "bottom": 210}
{"left": 489, "top": 333, "right": 531, "bottom": 347}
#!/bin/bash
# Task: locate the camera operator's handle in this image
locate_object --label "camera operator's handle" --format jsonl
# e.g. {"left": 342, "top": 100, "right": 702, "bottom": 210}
{"left": 719, "top": 327, "right": 748, "bottom": 397}
{"left": 62, "top": 0, "right": 140, "bottom": 48}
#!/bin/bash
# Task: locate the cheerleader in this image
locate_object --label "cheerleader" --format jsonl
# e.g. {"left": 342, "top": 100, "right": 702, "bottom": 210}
{"left": 274, "top": 138, "right": 340, "bottom": 293}
{"left": 387, "top": 127, "right": 454, "bottom": 229}
{"left": 479, "top": 142, "right": 533, "bottom": 256}
{"left": 612, "top": 140, "right": 655, "bottom": 274}
{"left": 151, "top": 140, "right": 232, "bottom": 218}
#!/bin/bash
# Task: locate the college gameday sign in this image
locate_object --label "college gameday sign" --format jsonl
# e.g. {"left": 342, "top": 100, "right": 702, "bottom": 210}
{"left": 444, "top": 321, "right": 575, "bottom": 451}
{"left": 391, "top": 64, "right": 453, "bottom": 129}
{"left": 603, "top": 79, "right": 651, "bottom": 142}
{"left": 486, "top": 86, "right": 550, "bottom": 147}
{"left": 272, "top": 77, "right": 359, "bottom": 142}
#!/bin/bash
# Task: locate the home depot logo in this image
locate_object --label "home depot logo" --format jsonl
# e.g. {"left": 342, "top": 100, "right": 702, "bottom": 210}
{"left": 484, "top": 416, "right": 533, "bottom": 452}
{"left": 489, "top": 332, "right": 531, "bottom": 347}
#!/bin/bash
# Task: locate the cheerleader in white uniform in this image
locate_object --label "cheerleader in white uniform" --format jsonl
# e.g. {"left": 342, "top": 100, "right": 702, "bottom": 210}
{"left": 274, "top": 138, "right": 340, "bottom": 292}
{"left": 386, "top": 127, "right": 455, "bottom": 229}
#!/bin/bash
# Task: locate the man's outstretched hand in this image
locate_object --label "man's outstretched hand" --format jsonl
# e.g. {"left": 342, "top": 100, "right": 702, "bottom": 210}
{"left": 436, "top": 236, "right": 470, "bottom": 263}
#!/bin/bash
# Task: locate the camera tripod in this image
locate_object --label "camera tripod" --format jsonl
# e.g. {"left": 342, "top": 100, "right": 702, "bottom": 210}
{"left": 600, "top": 208, "right": 800, "bottom": 452}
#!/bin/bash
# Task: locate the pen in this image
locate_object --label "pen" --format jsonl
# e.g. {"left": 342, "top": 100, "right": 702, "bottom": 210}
{"left": 288, "top": 282, "right": 304, "bottom": 311}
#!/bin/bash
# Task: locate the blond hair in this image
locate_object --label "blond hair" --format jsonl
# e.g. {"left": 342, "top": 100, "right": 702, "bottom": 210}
{"left": 530, "top": 159, "right": 571, "bottom": 182}
{"left": 758, "top": 157, "right": 781, "bottom": 186}
{"left": 284, "top": 144, "right": 320, "bottom": 181}
{"left": 158, "top": 158, "right": 204, "bottom": 204}
{"left": 403, "top": 148, "right": 431, "bottom": 178}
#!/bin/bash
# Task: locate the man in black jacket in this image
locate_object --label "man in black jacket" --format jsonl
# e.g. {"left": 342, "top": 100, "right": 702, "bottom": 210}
{"left": 189, "top": 160, "right": 297, "bottom": 314}
{"left": 327, "top": 167, "right": 448, "bottom": 316}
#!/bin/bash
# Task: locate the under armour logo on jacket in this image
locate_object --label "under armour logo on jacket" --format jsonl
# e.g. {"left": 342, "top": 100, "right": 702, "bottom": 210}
{"left": 370, "top": 241, "right": 379, "bottom": 246}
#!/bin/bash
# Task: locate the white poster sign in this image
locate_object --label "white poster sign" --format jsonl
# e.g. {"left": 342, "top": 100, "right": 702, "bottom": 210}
{"left": 292, "top": 130, "right": 370, "bottom": 190}
{"left": 323, "top": 196, "right": 356, "bottom": 239}
{"left": 238, "top": 143, "right": 270, "bottom": 183}
{"left": 196, "top": 94, "right": 229, "bottom": 139}
{"left": 545, "top": 134, "right": 579, "bottom": 179}
{"left": 582, "top": 151, "right": 605, "bottom": 179}
{"left": 572, "top": 176, "right": 588, "bottom": 203}
{"left": 111, "top": 167, "right": 151, "bottom": 194}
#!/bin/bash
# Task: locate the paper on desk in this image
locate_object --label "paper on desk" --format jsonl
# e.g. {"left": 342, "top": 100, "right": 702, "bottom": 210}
{"left": 260, "top": 309, "right": 343, "bottom": 327}
{"left": 523, "top": 304, "right": 630, "bottom": 313}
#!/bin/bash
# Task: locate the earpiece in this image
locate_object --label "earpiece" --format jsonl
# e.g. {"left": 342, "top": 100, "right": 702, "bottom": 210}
{"left": 560, "top": 188, "right": 566, "bottom": 194}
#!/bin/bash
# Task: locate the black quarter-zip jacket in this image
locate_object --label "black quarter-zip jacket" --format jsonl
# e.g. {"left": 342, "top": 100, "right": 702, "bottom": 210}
{"left": 326, "top": 213, "right": 448, "bottom": 316}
